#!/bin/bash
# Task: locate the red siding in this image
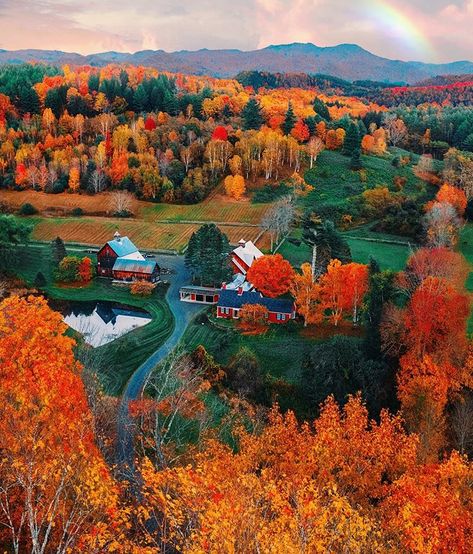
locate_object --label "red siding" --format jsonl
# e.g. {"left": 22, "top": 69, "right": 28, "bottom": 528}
{"left": 217, "top": 305, "right": 294, "bottom": 324}
{"left": 97, "top": 244, "right": 118, "bottom": 277}
{"left": 232, "top": 255, "right": 250, "bottom": 274}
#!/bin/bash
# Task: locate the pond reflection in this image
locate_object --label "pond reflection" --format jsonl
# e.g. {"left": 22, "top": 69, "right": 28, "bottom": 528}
{"left": 51, "top": 300, "right": 152, "bottom": 347}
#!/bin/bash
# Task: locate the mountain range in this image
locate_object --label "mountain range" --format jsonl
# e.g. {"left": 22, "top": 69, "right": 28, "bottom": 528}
{"left": 2, "top": 42, "right": 473, "bottom": 84}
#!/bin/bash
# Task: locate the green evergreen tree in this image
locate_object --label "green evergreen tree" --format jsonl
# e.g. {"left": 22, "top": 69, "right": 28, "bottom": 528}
{"left": 363, "top": 258, "right": 396, "bottom": 359}
{"left": 343, "top": 123, "right": 360, "bottom": 156}
{"left": 350, "top": 147, "right": 363, "bottom": 170}
{"left": 34, "top": 271, "right": 47, "bottom": 289}
{"left": 185, "top": 224, "right": 231, "bottom": 286}
{"left": 282, "top": 102, "right": 297, "bottom": 135}
{"left": 241, "top": 98, "right": 264, "bottom": 130}
{"left": 313, "top": 97, "right": 331, "bottom": 121}
{"left": 133, "top": 85, "right": 148, "bottom": 113}
{"left": 302, "top": 216, "right": 351, "bottom": 277}
{"left": 18, "top": 86, "right": 40, "bottom": 115}
{"left": 51, "top": 236, "right": 67, "bottom": 267}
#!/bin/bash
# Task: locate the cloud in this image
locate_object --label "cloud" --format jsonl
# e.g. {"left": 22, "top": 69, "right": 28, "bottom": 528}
{"left": 0, "top": 0, "right": 472, "bottom": 62}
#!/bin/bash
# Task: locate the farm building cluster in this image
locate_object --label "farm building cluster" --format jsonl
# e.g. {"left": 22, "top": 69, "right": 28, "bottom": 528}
{"left": 97, "top": 232, "right": 160, "bottom": 283}
{"left": 180, "top": 239, "right": 296, "bottom": 324}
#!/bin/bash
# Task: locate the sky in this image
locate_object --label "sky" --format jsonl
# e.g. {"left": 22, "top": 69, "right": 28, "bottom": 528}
{"left": 0, "top": 0, "right": 472, "bottom": 63}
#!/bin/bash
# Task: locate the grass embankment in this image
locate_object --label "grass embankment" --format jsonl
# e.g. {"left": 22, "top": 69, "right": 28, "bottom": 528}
{"left": 279, "top": 226, "right": 412, "bottom": 272}
{"left": 13, "top": 243, "right": 173, "bottom": 395}
{"left": 182, "top": 313, "right": 360, "bottom": 414}
{"left": 302, "top": 149, "right": 435, "bottom": 214}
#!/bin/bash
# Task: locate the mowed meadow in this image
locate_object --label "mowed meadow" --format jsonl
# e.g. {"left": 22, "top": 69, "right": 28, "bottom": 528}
{"left": 0, "top": 190, "right": 272, "bottom": 251}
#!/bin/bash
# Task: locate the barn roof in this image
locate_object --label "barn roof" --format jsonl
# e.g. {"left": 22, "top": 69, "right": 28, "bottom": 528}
{"left": 217, "top": 289, "right": 294, "bottom": 314}
{"left": 232, "top": 240, "right": 263, "bottom": 269}
{"left": 107, "top": 236, "right": 140, "bottom": 257}
{"left": 112, "top": 258, "right": 158, "bottom": 274}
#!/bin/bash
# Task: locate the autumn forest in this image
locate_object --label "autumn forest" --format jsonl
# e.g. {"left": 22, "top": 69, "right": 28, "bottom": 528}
{"left": 2, "top": 28, "right": 473, "bottom": 554}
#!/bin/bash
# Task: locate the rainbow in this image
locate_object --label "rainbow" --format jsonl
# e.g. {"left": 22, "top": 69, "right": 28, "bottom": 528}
{"left": 365, "top": 0, "right": 435, "bottom": 59}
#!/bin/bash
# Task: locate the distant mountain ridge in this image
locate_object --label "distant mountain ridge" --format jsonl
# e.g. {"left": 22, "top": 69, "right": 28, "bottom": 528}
{"left": 2, "top": 42, "right": 473, "bottom": 84}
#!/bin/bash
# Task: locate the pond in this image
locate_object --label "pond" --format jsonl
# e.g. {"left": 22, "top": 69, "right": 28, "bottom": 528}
{"left": 50, "top": 300, "right": 152, "bottom": 347}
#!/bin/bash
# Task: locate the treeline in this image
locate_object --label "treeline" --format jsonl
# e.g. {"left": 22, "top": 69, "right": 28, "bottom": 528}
{"left": 236, "top": 69, "right": 399, "bottom": 96}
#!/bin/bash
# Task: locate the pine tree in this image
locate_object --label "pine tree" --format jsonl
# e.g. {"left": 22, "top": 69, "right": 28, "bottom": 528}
{"left": 350, "top": 147, "right": 363, "bottom": 170}
{"left": 34, "top": 271, "right": 47, "bottom": 289}
{"left": 343, "top": 123, "right": 360, "bottom": 156}
{"left": 51, "top": 236, "right": 67, "bottom": 266}
{"left": 185, "top": 224, "right": 231, "bottom": 286}
{"left": 363, "top": 259, "right": 395, "bottom": 359}
{"left": 302, "top": 216, "right": 351, "bottom": 278}
{"left": 283, "top": 102, "right": 297, "bottom": 135}
{"left": 18, "top": 86, "right": 40, "bottom": 115}
{"left": 133, "top": 85, "right": 148, "bottom": 113}
{"left": 313, "top": 97, "right": 331, "bottom": 121}
{"left": 242, "top": 98, "right": 264, "bottom": 130}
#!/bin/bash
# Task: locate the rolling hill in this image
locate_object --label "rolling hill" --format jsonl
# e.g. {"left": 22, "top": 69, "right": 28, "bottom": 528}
{"left": 1, "top": 42, "right": 473, "bottom": 83}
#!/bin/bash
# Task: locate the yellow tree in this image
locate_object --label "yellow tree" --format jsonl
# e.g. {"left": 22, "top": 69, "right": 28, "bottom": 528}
{"left": 290, "top": 263, "right": 322, "bottom": 326}
{"left": 224, "top": 174, "right": 246, "bottom": 200}
{"left": 68, "top": 165, "right": 80, "bottom": 193}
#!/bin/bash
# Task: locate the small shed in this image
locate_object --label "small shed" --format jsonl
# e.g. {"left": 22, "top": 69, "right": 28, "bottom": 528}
{"left": 179, "top": 285, "right": 220, "bottom": 304}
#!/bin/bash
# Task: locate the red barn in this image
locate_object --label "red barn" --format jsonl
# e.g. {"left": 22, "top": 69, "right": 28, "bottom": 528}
{"left": 217, "top": 289, "right": 296, "bottom": 324}
{"left": 97, "top": 232, "right": 160, "bottom": 282}
{"left": 231, "top": 239, "right": 263, "bottom": 275}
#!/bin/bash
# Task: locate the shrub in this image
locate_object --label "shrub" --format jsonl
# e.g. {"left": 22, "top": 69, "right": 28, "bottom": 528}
{"left": 252, "top": 183, "right": 291, "bottom": 203}
{"left": 18, "top": 203, "right": 37, "bottom": 216}
{"left": 55, "top": 256, "right": 93, "bottom": 283}
{"left": 130, "top": 280, "right": 155, "bottom": 296}
{"left": 71, "top": 207, "right": 84, "bottom": 217}
{"left": 225, "top": 346, "right": 266, "bottom": 402}
{"left": 238, "top": 303, "right": 270, "bottom": 333}
{"left": 55, "top": 256, "right": 82, "bottom": 283}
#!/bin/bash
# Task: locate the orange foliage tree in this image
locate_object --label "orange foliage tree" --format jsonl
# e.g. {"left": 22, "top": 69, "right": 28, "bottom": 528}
{"left": 130, "top": 280, "right": 156, "bottom": 296}
{"left": 135, "top": 395, "right": 473, "bottom": 552}
{"left": 238, "top": 303, "right": 269, "bottom": 333}
{"left": 290, "top": 263, "right": 322, "bottom": 326}
{"left": 0, "top": 296, "right": 119, "bottom": 552}
{"left": 247, "top": 254, "right": 295, "bottom": 298}
{"left": 319, "top": 259, "right": 369, "bottom": 326}
{"left": 78, "top": 256, "right": 93, "bottom": 282}
{"left": 435, "top": 183, "right": 467, "bottom": 216}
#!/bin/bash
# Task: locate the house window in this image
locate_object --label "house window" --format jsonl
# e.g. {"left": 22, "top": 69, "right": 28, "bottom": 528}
{"left": 276, "top": 313, "right": 286, "bottom": 321}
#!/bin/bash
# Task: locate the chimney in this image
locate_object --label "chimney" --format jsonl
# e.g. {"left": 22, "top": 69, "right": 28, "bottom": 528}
{"left": 221, "top": 282, "right": 226, "bottom": 289}
{"left": 238, "top": 239, "right": 246, "bottom": 248}
{"left": 114, "top": 230, "right": 121, "bottom": 242}
{"left": 237, "top": 286, "right": 243, "bottom": 296}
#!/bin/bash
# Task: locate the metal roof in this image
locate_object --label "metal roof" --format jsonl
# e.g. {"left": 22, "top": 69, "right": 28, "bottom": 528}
{"left": 217, "top": 289, "right": 294, "bottom": 314}
{"left": 107, "top": 236, "right": 140, "bottom": 257}
{"left": 112, "top": 258, "right": 158, "bottom": 274}
{"left": 180, "top": 285, "right": 220, "bottom": 293}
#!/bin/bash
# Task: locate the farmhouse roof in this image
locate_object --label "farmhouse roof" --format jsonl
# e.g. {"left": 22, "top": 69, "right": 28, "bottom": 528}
{"left": 107, "top": 236, "right": 140, "bottom": 257}
{"left": 112, "top": 258, "right": 158, "bottom": 274}
{"left": 232, "top": 240, "right": 263, "bottom": 269}
{"left": 217, "top": 289, "right": 294, "bottom": 314}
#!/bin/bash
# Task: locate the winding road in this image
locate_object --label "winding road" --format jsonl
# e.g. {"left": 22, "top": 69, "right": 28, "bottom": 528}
{"left": 116, "top": 255, "right": 203, "bottom": 471}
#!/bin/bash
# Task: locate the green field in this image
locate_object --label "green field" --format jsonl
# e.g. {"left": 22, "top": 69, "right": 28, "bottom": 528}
{"left": 279, "top": 226, "right": 412, "bottom": 272}
{"left": 11, "top": 244, "right": 173, "bottom": 394}
{"left": 302, "top": 149, "right": 436, "bottom": 215}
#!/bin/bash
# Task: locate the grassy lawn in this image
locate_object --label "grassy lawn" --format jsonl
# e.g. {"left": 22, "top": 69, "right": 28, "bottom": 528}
{"left": 11, "top": 243, "right": 174, "bottom": 395}
{"left": 279, "top": 226, "right": 412, "bottom": 272}
{"left": 301, "top": 149, "right": 435, "bottom": 215}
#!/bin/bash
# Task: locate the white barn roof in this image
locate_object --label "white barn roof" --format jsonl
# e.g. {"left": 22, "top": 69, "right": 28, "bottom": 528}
{"left": 232, "top": 240, "right": 263, "bottom": 270}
